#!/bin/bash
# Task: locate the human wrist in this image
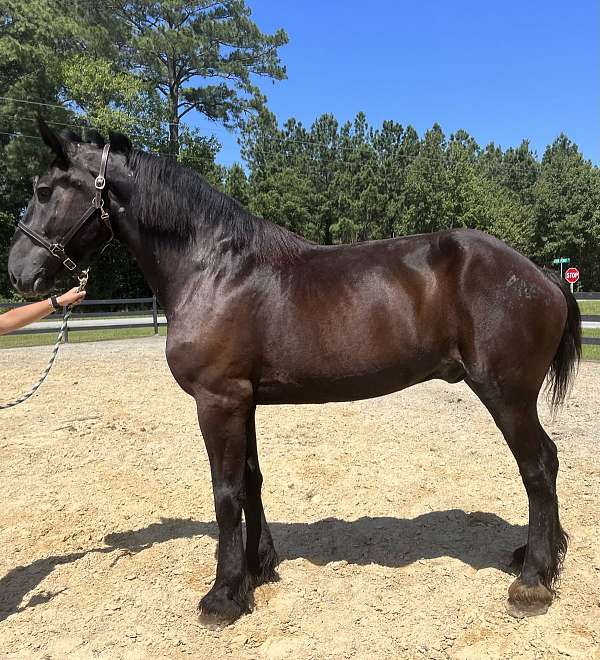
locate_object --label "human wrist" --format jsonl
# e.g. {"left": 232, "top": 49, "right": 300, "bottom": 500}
{"left": 49, "top": 295, "right": 62, "bottom": 312}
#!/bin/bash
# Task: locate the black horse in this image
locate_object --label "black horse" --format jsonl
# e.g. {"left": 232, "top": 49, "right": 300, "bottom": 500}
{"left": 8, "top": 120, "right": 581, "bottom": 624}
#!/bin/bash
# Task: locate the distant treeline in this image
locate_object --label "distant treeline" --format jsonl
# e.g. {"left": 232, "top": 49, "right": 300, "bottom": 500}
{"left": 232, "top": 112, "right": 600, "bottom": 291}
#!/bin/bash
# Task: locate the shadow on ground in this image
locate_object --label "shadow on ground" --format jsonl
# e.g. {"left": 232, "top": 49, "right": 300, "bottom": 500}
{"left": 0, "top": 509, "right": 525, "bottom": 622}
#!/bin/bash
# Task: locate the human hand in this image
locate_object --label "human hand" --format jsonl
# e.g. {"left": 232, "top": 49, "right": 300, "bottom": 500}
{"left": 56, "top": 287, "right": 87, "bottom": 307}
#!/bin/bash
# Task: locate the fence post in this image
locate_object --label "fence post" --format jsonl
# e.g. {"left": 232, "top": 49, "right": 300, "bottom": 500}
{"left": 152, "top": 295, "right": 159, "bottom": 335}
{"left": 64, "top": 316, "right": 69, "bottom": 343}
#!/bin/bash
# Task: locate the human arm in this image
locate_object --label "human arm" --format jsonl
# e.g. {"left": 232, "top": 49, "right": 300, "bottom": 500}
{"left": 0, "top": 287, "right": 86, "bottom": 336}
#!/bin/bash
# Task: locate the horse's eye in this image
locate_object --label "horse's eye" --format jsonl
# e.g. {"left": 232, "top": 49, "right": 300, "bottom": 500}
{"left": 36, "top": 186, "right": 52, "bottom": 203}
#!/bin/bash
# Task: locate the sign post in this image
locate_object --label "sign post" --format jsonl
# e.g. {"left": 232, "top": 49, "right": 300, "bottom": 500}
{"left": 564, "top": 267, "right": 579, "bottom": 293}
{"left": 552, "top": 257, "right": 570, "bottom": 279}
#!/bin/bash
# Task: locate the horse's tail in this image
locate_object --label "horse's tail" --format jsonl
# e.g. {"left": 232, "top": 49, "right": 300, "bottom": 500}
{"left": 542, "top": 268, "right": 582, "bottom": 410}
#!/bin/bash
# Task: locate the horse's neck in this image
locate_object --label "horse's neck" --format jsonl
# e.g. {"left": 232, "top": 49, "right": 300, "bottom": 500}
{"left": 113, "top": 180, "right": 309, "bottom": 312}
{"left": 114, "top": 212, "right": 248, "bottom": 313}
{"left": 111, "top": 216, "right": 178, "bottom": 312}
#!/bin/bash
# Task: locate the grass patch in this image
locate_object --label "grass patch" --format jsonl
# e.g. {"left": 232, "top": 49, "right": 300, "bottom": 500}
{"left": 578, "top": 300, "right": 600, "bottom": 315}
{"left": 0, "top": 326, "right": 167, "bottom": 349}
{"left": 582, "top": 345, "right": 600, "bottom": 361}
{"left": 582, "top": 327, "right": 600, "bottom": 361}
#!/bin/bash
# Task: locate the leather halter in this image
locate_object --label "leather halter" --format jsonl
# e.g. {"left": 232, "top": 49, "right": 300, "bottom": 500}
{"left": 17, "top": 144, "right": 113, "bottom": 280}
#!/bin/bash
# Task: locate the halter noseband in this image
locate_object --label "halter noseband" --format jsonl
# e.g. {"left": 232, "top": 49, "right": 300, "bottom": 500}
{"left": 17, "top": 144, "right": 113, "bottom": 281}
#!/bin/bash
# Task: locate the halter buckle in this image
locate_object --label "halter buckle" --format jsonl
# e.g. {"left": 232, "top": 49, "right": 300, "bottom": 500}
{"left": 62, "top": 257, "right": 77, "bottom": 271}
{"left": 95, "top": 175, "right": 106, "bottom": 190}
{"left": 50, "top": 243, "right": 64, "bottom": 258}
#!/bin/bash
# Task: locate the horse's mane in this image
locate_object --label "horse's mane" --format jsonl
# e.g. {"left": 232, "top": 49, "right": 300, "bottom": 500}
{"left": 63, "top": 128, "right": 308, "bottom": 263}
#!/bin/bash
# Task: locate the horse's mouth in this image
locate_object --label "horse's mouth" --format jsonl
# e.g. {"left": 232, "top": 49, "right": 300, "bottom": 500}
{"left": 32, "top": 272, "right": 53, "bottom": 296}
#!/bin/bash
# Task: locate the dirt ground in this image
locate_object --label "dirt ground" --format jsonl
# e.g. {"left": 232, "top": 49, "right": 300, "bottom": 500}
{"left": 0, "top": 337, "right": 598, "bottom": 660}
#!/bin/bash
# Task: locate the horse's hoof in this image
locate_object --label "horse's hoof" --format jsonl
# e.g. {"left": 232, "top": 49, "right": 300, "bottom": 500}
{"left": 197, "top": 589, "right": 247, "bottom": 629}
{"left": 198, "top": 607, "right": 240, "bottom": 630}
{"left": 506, "top": 598, "right": 550, "bottom": 618}
{"left": 506, "top": 577, "right": 552, "bottom": 618}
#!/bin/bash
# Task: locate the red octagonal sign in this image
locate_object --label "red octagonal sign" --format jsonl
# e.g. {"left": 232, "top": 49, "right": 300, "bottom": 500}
{"left": 565, "top": 267, "right": 579, "bottom": 284}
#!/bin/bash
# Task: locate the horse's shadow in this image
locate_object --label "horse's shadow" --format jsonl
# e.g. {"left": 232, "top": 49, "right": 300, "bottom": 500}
{"left": 0, "top": 509, "right": 525, "bottom": 622}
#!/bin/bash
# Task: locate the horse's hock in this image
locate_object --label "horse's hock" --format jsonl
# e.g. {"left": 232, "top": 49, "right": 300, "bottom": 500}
{"left": 0, "top": 338, "right": 598, "bottom": 659}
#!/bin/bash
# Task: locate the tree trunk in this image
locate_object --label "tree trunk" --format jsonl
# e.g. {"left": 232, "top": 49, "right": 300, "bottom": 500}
{"left": 167, "top": 56, "right": 179, "bottom": 157}
{"left": 323, "top": 215, "right": 332, "bottom": 245}
{"left": 168, "top": 107, "right": 179, "bottom": 157}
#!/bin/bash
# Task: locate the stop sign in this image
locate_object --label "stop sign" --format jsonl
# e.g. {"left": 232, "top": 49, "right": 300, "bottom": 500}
{"left": 565, "top": 267, "right": 579, "bottom": 284}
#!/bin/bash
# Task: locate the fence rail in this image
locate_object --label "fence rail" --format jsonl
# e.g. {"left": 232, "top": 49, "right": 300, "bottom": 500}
{"left": 1, "top": 296, "right": 165, "bottom": 340}
{"left": 0, "top": 297, "right": 157, "bottom": 308}
{"left": 0, "top": 293, "right": 598, "bottom": 345}
{"left": 575, "top": 292, "right": 599, "bottom": 346}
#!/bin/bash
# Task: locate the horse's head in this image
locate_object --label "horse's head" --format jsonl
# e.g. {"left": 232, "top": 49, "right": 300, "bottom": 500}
{"left": 8, "top": 118, "right": 132, "bottom": 295}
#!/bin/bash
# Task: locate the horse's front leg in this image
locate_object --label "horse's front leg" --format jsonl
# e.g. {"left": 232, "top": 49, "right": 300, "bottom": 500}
{"left": 196, "top": 389, "right": 253, "bottom": 627}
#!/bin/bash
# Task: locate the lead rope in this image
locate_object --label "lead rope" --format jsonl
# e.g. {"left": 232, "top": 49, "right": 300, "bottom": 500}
{"left": 0, "top": 270, "right": 89, "bottom": 410}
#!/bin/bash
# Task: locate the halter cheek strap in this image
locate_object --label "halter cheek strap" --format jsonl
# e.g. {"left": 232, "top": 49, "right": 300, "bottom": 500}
{"left": 17, "top": 144, "right": 113, "bottom": 280}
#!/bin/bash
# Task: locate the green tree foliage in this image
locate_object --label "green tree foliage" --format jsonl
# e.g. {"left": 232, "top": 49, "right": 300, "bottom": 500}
{"left": 533, "top": 136, "right": 600, "bottom": 287}
{"left": 225, "top": 163, "right": 250, "bottom": 206}
{"left": 240, "top": 112, "right": 325, "bottom": 240}
{"left": 241, "top": 112, "right": 600, "bottom": 289}
{"left": 0, "top": 0, "right": 286, "bottom": 298}
{"left": 111, "top": 0, "right": 288, "bottom": 155}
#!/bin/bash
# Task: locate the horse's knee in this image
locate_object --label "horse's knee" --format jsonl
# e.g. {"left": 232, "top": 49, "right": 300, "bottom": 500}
{"left": 214, "top": 482, "right": 245, "bottom": 522}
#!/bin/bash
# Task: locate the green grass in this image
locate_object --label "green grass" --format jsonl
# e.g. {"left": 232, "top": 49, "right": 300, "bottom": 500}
{"left": 583, "top": 346, "right": 600, "bottom": 360}
{"left": 0, "top": 326, "right": 167, "bottom": 349}
{"left": 582, "top": 327, "right": 600, "bottom": 361}
{"left": 578, "top": 300, "right": 600, "bottom": 315}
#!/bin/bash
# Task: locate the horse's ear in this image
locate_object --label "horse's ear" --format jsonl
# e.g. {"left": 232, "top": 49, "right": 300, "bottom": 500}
{"left": 37, "top": 116, "right": 67, "bottom": 165}
{"left": 109, "top": 131, "right": 132, "bottom": 157}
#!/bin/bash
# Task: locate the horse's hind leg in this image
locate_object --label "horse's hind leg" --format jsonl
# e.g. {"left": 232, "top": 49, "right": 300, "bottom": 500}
{"left": 243, "top": 409, "right": 279, "bottom": 586}
{"left": 468, "top": 383, "right": 567, "bottom": 617}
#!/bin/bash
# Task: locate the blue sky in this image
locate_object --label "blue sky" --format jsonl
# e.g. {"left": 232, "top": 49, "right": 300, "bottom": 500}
{"left": 197, "top": 0, "right": 598, "bottom": 167}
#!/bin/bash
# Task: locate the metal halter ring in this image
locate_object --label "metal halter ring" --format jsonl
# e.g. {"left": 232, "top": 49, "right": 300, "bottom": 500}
{"left": 95, "top": 175, "right": 106, "bottom": 189}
